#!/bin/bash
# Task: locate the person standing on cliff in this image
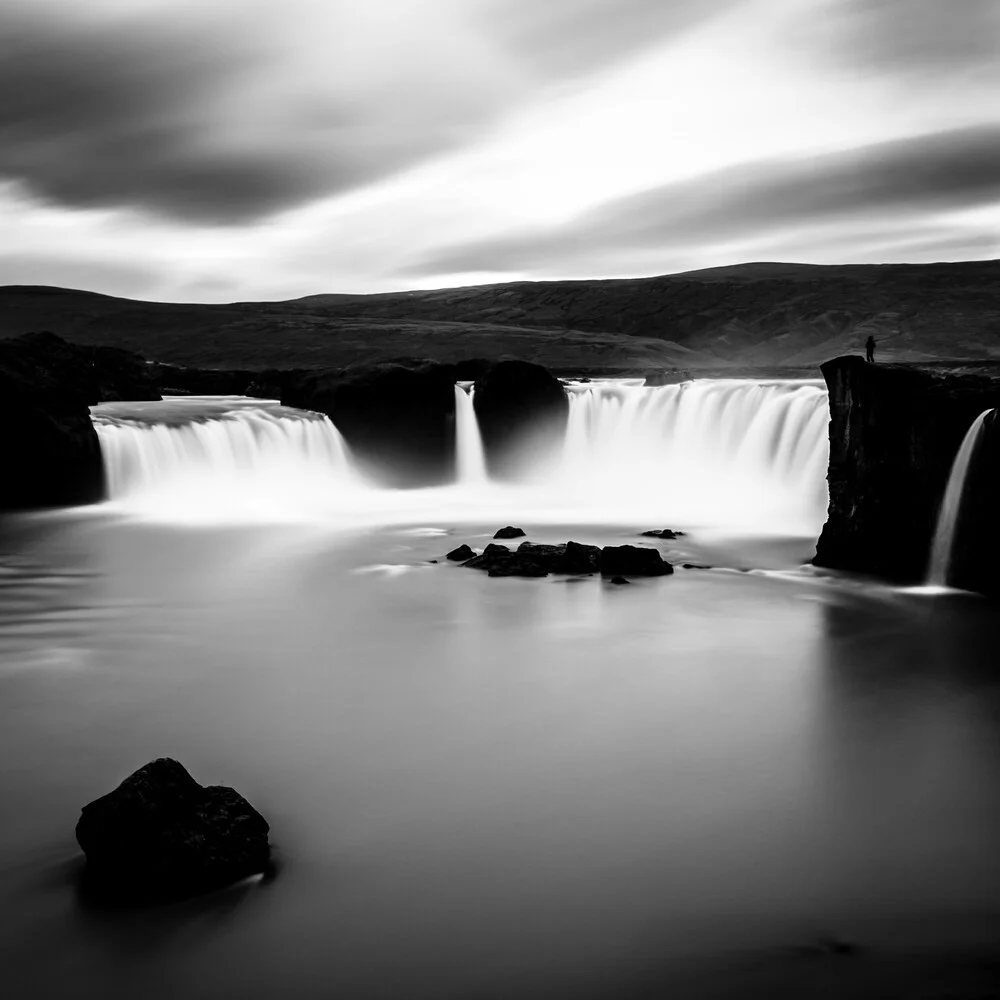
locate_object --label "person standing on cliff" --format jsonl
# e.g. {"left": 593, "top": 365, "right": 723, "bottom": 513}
{"left": 865, "top": 335, "right": 876, "bottom": 363}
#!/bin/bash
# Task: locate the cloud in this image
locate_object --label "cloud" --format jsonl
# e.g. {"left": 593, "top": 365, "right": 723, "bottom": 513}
{"left": 801, "top": 0, "right": 1000, "bottom": 78}
{"left": 0, "top": 0, "right": 742, "bottom": 225}
{"left": 479, "top": 0, "right": 741, "bottom": 78}
{"left": 412, "top": 124, "right": 1000, "bottom": 275}
{"left": 0, "top": 253, "right": 159, "bottom": 297}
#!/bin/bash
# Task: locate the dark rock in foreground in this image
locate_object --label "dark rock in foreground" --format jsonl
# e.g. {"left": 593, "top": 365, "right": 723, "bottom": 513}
{"left": 473, "top": 361, "right": 569, "bottom": 480}
{"left": 600, "top": 545, "right": 674, "bottom": 577}
{"left": 639, "top": 529, "right": 686, "bottom": 539}
{"left": 446, "top": 544, "right": 475, "bottom": 561}
{"left": 494, "top": 526, "right": 526, "bottom": 539}
{"left": 76, "top": 758, "right": 270, "bottom": 901}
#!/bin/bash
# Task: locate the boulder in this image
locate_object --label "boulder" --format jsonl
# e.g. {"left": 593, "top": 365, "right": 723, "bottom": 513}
{"left": 517, "top": 540, "right": 600, "bottom": 574}
{"left": 75, "top": 758, "right": 270, "bottom": 901}
{"left": 639, "top": 529, "right": 686, "bottom": 539}
{"left": 494, "top": 526, "right": 526, "bottom": 539}
{"left": 609, "top": 576, "right": 631, "bottom": 585}
{"left": 473, "top": 361, "right": 569, "bottom": 479}
{"left": 599, "top": 544, "right": 673, "bottom": 577}
{"left": 446, "top": 543, "right": 476, "bottom": 561}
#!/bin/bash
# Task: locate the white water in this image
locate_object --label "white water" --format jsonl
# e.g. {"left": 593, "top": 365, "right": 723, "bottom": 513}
{"left": 92, "top": 396, "right": 359, "bottom": 521}
{"left": 93, "top": 380, "right": 830, "bottom": 535}
{"left": 925, "top": 409, "right": 993, "bottom": 588}
{"left": 554, "top": 379, "right": 830, "bottom": 533}
{"left": 454, "top": 384, "right": 487, "bottom": 485}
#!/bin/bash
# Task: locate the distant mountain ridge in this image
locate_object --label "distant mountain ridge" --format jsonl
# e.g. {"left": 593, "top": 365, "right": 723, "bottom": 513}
{"left": 1, "top": 260, "right": 997, "bottom": 371}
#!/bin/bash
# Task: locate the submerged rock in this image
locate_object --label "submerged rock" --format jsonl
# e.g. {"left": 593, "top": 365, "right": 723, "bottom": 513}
{"left": 599, "top": 545, "right": 673, "bottom": 577}
{"left": 609, "top": 576, "right": 631, "bottom": 585}
{"left": 446, "top": 544, "right": 475, "bottom": 561}
{"left": 639, "top": 529, "right": 686, "bottom": 539}
{"left": 75, "top": 758, "right": 270, "bottom": 901}
{"left": 494, "top": 526, "right": 526, "bottom": 539}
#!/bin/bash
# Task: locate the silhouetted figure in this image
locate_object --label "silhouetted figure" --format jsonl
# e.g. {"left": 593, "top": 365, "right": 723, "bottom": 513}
{"left": 865, "top": 335, "right": 876, "bottom": 363}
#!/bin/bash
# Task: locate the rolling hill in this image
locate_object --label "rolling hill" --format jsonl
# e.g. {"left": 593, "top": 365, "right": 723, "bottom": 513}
{"left": 1, "top": 259, "right": 998, "bottom": 371}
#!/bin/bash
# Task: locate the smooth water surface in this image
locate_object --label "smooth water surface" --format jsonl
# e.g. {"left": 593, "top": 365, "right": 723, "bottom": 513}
{"left": 2, "top": 512, "right": 999, "bottom": 999}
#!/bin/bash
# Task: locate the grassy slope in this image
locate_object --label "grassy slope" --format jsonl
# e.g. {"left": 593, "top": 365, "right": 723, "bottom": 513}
{"left": 1, "top": 260, "right": 997, "bottom": 370}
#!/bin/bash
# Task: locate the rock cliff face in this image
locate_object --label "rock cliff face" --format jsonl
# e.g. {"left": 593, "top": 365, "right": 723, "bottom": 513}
{"left": 281, "top": 359, "right": 491, "bottom": 486}
{"left": 814, "top": 355, "right": 1000, "bottom": 591}
{"left": 0, "top": 332, "right": 161, "bottom": 510}
{"left": 473, "top": 360, "right": 568, "bottom": 480}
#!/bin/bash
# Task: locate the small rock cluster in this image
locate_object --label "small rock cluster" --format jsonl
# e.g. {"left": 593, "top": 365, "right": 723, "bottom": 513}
{"left": 446, "top": 528, "right": 674, "bottom": 579}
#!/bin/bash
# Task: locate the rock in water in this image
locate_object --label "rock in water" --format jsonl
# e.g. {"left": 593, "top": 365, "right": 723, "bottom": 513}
{"left": 446, "top": 544, "right": 475, "bottom": 561}
{"left": 639, "top": 529, "right": 686, "bottom": 539}
{"left": 600, "top": 545, "right": 673, "bottom": 577}
{"left": 487, "top": 557, "right": 547, "bottom": 578}
{"left": 494, "top": 526, "right": 526, "bottom": 539}
{"left": 75, "top": 758, "right": 270, "bottom": 900}
{"left": 609, "top": 576, "right": 631, "bottom": 585}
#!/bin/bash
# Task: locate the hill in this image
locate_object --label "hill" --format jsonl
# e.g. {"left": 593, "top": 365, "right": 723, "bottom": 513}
{"left": 1, "top": 260, "right": 998, "bottom": 371}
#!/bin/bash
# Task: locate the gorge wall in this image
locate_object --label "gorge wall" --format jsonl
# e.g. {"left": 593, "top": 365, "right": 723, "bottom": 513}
{"left": 814, "top": 356, "right": 1000, "bottom": 592}
{"left": 0, "top": 332, "right": 161, "bottom": 510}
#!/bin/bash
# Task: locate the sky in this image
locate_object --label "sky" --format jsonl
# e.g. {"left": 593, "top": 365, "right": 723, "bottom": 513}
{"left": 0, "top": 0, "right": 997, "bottom": 302}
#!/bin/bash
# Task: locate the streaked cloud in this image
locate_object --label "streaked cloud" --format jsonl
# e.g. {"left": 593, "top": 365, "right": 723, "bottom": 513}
{"left": 411, "top": 125, "right": 1000, "bottom": 275}
{"left": 0, "top": 0, "right": 996, "bottom": 300}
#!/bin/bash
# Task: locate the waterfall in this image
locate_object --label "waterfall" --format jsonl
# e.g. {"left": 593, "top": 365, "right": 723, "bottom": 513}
{"left": 925, "top": 409, "right": 993, "bottom": 588}
{"left": 547, "top": 379, "right": 830, "bottom": 534}
{"left": 93, "top": 381, "right": 829, "bottom": 534}
{"left": 454, "top": 384, "right": 488, "bottom": 485}
{"left": 91, "top": 396, "right": 359, "bottom": 519}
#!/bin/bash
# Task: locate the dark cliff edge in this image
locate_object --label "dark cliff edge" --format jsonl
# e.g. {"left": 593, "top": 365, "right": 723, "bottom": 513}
{"left": 473, "top": 360, "right": 569, "bottom": 480}
{"left": 814, "top": 356, "right": 1000, "bottom": 593}
{"left": 0, "top": 332, "right": 161, "bottom": 511}
{"left": 281, "top": 359, "right": 491, "bottom": 487}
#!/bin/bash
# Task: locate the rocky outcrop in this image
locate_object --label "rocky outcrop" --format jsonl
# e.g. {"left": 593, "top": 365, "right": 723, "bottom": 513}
{"left": 599, "top": 545, "right": 674, "bottom": 577}
{"left": 0, "top": 332, "right": 161, "bottom": 510}
{"left": 76, "top": 758, "right": 270, "bottom": 901}
{"left": 281, "top": 359, "right": 491, "bottom": 486}
{"left": 456, "top": 538, "right": 669, "bottom": 578}
{"left": 814, "top": 356, "right": 1000, "bottom": 590}
{"left": 473, "top": 361, "right": 568, "bottom": 479}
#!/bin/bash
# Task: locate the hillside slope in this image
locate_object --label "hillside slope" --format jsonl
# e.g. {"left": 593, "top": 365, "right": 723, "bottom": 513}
{"left": 1, "top": 260, "right": 997, "bottom": 370}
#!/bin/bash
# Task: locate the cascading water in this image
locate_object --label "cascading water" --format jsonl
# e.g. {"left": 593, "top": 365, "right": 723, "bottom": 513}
{"left": 91, "top": 381, "right": 829, "bottom": 535}
{"left": 454, "top": 384, "right": 488, "bottom": 485}
{"left": 925, "top": 409, "right": 993, "bottom": 588}
{"left": 91, "top": 396, "right": 359, "bottom": 520}
{"left": 547, "top": 379, "right": 830, "bottom": 534}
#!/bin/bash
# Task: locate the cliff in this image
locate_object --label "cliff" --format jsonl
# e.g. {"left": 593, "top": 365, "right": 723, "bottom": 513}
{"left": 0, "top": 332, "right": 160, "bottom": 510}
{"left": 814, "top": 356, "right": 1000, "bottom": 592}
